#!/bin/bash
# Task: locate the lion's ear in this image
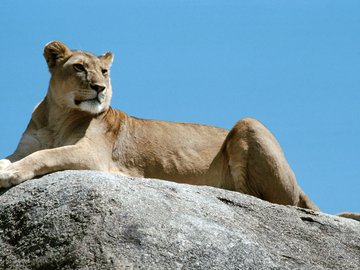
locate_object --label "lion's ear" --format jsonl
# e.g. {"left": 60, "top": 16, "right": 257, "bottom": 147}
{"left": 43, "top": 41, "right": 72, "bottom": 72}
{"left": 99, "top": 52, "right": 114, "bottom": 68}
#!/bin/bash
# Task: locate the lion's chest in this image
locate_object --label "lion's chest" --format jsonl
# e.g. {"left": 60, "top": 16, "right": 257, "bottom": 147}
{"left": 35, "top": 119, "right": 88, "bottom": 149}
{"left": 32, "top": 127, "right": 78, "bottom": 149}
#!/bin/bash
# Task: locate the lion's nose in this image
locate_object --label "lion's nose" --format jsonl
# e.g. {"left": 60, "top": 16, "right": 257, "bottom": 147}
{"left": 90, "top": 83, "right": 106, "bottom": 93}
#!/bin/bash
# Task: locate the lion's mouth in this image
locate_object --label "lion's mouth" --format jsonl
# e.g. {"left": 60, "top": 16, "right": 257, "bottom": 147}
{"left": 74, "top": 96, "right": 101, "bottom": 106}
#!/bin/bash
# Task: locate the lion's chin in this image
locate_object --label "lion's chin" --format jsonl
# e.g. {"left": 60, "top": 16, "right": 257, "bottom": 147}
{"left": 75, "top": 99, "right": 107, "bottom": 114}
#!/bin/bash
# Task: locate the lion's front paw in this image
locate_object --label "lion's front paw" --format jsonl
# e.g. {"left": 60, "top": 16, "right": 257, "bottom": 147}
{"left": 0, "top": 164, "right": 34, "bottom": 188}
{"left": 0, "top": 159, "right": 11, "bottom": 170}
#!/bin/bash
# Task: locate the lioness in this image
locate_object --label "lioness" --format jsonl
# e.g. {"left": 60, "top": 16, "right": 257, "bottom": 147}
{"left": 0, "top": 41, "right": 358, "bottom": 219}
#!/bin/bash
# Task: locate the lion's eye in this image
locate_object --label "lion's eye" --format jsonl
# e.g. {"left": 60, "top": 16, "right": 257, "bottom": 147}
{"left": 102, "top": 69, "right": 108, "bottom": 76}
{"left": 73, "top": 64, "right": 85, "bottom": 72}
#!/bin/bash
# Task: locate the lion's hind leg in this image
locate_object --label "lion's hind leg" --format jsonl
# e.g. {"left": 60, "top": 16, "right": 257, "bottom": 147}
{"left": 224, "top": 118, "right": 319, "bottom": 211}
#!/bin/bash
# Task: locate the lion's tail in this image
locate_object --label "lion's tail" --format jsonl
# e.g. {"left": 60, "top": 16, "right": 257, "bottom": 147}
{"left": 336, "top": 212, "right": 360, "bottom": 222}
{"left": 298, "top": 190, "right": 360, "bottom": 222}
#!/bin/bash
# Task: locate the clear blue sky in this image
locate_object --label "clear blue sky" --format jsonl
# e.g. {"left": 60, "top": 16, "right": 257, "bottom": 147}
{"left": 0, "top": 0, "right": 359, "bottom": 215}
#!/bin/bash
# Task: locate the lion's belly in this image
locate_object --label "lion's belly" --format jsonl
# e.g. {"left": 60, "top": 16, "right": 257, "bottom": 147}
{"left": 144, "top": 146, "right": 219, "bottom": 185}
{"left": 140, "top": 128, "right": 228, "bottom": 186}
{"left": 112, "top": 117, "right": 230, "bottom": 186}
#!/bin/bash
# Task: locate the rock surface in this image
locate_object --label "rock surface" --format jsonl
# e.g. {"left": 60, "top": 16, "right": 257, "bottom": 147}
{"left": 0, "top": 170, "right": 359, "bottom": 270}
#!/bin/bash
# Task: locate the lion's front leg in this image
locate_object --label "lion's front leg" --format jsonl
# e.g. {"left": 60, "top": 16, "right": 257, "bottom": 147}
{"left": 0, "top": 162, "right": 35, "bottom": 188}
{"left": 0, "top": 144, "right": 103, "bottom": 188}
{"left": 0, "top": 159, "right": 12, "bottom": 170}
{"left": 0, "top": 131, "right": 42, "bottom": 172}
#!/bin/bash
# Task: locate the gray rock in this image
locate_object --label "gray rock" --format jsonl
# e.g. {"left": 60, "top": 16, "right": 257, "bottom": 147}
{"left": 0, "top": 170, "right": 359, "bottom": 270}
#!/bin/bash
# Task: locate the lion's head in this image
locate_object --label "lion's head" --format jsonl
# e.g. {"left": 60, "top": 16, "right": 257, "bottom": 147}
{"left": 43, "top": 41, "right": 113, "bottom": 114}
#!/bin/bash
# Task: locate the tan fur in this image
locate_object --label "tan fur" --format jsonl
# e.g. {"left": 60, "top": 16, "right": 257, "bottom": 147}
{"left": 1, "top": 41, "right": 358, "bottom": 220}
{"left": 337, "top": 212, "right": 360, "bottom": 222}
